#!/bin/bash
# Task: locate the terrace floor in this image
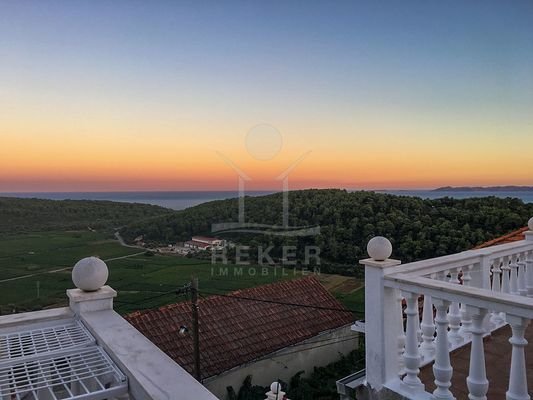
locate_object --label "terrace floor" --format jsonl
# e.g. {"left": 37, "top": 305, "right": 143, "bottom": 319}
{"left": 419, "top": 324, "right": 533, "bottom": 399}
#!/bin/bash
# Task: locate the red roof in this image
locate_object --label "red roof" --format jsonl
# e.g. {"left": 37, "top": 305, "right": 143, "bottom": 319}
{"left": 192, "top": 236, "right": 220, "bottom": 243}
{"left": 474, "top": 227, "right": 528, "bottom": 249}
{"left": 125, "top": 276, "right": 354, "bottom": 379}
{"left": 184, "top": 240, "right": 211, "bottom": 248}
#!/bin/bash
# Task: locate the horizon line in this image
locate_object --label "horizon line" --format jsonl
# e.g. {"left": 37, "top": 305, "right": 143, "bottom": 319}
{"left": 2, "top": 185, "right": 533, "bottom": 194}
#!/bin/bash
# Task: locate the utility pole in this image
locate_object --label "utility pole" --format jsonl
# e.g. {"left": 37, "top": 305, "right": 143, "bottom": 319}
{"left": 191, "top": 277, "right": 201, "bottom": 381}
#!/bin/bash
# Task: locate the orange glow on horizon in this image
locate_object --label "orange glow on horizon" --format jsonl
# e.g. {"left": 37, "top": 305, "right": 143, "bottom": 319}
{"left": 2, "top": 103, "right": 533, "bottom": 192}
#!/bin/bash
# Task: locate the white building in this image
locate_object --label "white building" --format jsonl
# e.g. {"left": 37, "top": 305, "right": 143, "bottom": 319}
{"left": 184, "top": 236, "right": 225, "bottom": 251}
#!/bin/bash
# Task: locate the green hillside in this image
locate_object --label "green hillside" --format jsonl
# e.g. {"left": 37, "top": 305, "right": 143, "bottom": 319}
{"left": 120, "top": 189, "right": 533, "bottom": 269}
{"left": 0, "top": 197, "right": 172, "bottom": 235}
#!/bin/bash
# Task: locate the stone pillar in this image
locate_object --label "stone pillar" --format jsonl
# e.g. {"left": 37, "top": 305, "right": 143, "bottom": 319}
{"left": 67, "top": 257, "right": 116, "bottom": 314}
{"left": 359, "top": 236, "right": 401, "bottom": 391}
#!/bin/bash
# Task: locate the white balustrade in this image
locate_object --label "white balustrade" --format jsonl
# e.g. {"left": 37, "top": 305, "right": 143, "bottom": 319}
{"left": 447, "top": 269, "right": 463, "bottom": 346}
{"left": 526, "top": 250, "right": 533, "bottom": 298}
{"left": 402, "top": 291, "right": 423, "bottom": 391}
{"left": 433, "top": 299, "right": 455, "bottom": 400}
{"left": 492, "top": 258, "right": 502, "bottom": 293}
{"left": 460, "top": 265, "right": 473, "bottom": 340}
{"left": 517, "top": 253, "right": 527, "bottom": 297}
{"left": 510, "top": 255, "right": 520, "bottom": 296}
{"left": 420, "top": 294, "right": 436, "bottom": 360}
{"left": 397, "top": 290, "right": 406, "bottom": 376}
{"left": 502, "top": 256, "right": 511, "bottom": 295}
{"left": 466, "top": 308, "right": 489, "bottom": 400}
{"left": 358, "top": 224, "right": 533, "bottom": 400}
{"left": 491, "top": 258, "right": 505, "bottom": 326}
{"left": 506, "top": 316, "right": 531, "bottom": 400}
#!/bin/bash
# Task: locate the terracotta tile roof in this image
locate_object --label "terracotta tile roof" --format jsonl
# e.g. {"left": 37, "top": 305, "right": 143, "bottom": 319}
{"left": 474, "top": 227, "right": 528, "bottom": 249}
{"left": 125, "top": 276, "right": 354, "bottom": 380}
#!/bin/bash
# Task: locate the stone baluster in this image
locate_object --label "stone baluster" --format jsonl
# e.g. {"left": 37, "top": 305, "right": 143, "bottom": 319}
{"left": 509, "top": 255, "right": 520, "bottom": 296}
{"left": 466, "top": 308, "right": 489, "bottom": 400}
{"left": 525, "top": 250, "right": 533, "bottom": 299}
{"left": 402, "top": 291, "right": 423, "bottom": 392}
{"left": 492, "top": 258, "right": 502, "bottom": 293}
{"left": 397, "top": 290, "right": 406, "bottom": 376}
{"left": 460, "top": 265, "right": 473, "bottom": 340}
{"left": 491, "top": 258, "right": 504, "bottom": 326}
{"left": 517, "top": 253, "right": 527, "bottom": 297}
{"left": 501, "top": 256, "right": 511, "bottom": 295}
{"left": 506, "top": 316, "right": 531, "bottom": 400}
{"left": 478, "top": 257, "right": 491, "bottom": 290}
{"left": 433, "top": 299, "right": 455, "bottom": 400}
{"left": 420, "top": 294, "right": 436, "bottom": 361}
{"left": 447, "top": 269, "right": 463, "bottom": 346}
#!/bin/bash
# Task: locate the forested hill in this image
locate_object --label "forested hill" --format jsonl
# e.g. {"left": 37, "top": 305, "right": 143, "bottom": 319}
{"left": 0, "top": 197, "right": 172, "bottom": 235}
{"left": 120, "top": 189, "right": 533, "bottom": 265}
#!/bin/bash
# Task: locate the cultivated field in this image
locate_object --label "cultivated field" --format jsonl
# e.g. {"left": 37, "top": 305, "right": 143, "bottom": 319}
{"left": 0, "top": 230, "right": 364, "bottom": 315}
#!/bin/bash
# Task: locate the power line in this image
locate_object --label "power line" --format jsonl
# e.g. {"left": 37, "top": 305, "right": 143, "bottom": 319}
{"left": 115, "top": 287, "right": 364, "bottom": 316}
{"left": 114, "top": 289, "right": 177, "bottom": 307}
{"left": 198, "top": 290, "right": 363, "bottom": 315}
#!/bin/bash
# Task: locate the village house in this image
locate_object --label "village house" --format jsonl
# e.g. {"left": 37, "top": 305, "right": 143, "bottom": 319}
{"left": 184, "top": 236, "right": 225, "bottom": 252}
{"left": 125, "top": 277, "right": 357, "bottom": 399}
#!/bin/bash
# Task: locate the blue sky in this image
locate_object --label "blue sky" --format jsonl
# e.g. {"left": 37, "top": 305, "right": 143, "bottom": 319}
{"left": 1, "top": 1, "right": 532, "bottom": 191}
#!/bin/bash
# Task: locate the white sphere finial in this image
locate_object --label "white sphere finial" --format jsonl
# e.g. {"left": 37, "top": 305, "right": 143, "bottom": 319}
{"left": 270, "top": 382, "right": 281, "bottom": 393}
{"left": 367, "top": 236, "right": 393, "bottom": 261}
{"left": 529, "top": 217, "right": 533, "bottom": 231}
{"left": 72, "top": 257, "right": 109, "bottom": 291}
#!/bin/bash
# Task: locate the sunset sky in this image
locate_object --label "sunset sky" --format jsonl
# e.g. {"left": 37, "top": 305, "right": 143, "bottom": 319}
{"left": 1, "top": 1, "right": 532, "bottom": 192}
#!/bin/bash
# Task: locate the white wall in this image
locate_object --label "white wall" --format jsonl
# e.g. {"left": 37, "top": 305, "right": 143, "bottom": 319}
{"left": 204, "top": 325, "right": 358, "bottom": 399}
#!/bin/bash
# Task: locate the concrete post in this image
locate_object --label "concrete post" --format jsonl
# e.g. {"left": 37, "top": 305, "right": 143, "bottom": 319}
{"left": 359, "top": 236, "right": 401, "bottom": 391}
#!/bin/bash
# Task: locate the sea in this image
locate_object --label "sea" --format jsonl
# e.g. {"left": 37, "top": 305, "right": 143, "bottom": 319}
{"left": 1, "top": 190, "right": 532, "bottom": 210}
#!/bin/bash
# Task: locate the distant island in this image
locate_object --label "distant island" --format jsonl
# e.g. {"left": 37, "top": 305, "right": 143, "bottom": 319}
{"left": 434, "top": 186, "right": 533, "bottom": 192}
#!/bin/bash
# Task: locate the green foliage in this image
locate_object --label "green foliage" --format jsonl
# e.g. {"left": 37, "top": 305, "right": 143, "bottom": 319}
{"left": 121, "top": 189, "right": 533, "bottom": 269}
{"left": 227, "top": 347, "right": 365, "bottom": 400}
{"left": 0, "top": 197, "right": 171, "bottom": 235}
{"left": 233, "top": 376, "right": 268, "bottom": 400}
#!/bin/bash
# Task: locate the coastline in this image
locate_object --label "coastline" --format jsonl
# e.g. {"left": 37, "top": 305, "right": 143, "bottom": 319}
{"left": 1, "top": 189, "right": 533, "bottom": 210}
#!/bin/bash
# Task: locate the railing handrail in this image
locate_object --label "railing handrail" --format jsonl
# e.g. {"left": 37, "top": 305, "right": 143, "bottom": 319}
{"left": 388, "top": 239, "right": 533, "bottom": 277}
{"left": 384, "top": 273, "right": 533, "bottom": 319}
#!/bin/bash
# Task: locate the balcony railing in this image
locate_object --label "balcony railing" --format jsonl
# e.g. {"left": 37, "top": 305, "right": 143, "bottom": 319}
{"left": 358, "top": 223, "right": 533, "bottom": 400}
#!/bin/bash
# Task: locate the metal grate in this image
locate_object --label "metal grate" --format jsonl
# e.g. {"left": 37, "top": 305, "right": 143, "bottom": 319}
{"left": 0, "top": 321, "right": 128, "bottom": 400}
{"left": 0, "top": 323, "right": 94, "bottom": 362}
